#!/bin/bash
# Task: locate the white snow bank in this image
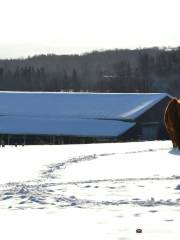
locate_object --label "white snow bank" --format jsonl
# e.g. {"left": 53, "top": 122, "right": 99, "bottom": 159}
{"left": 0, "top": 140, "right": 173, "bottom": 184}
{"left": 0, "top": 140, "right": 179, "bottom": 240}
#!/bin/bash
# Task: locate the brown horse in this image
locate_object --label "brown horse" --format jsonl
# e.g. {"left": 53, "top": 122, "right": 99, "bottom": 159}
{"left": 164, "top": 98, "right": 180, "bottom": 149}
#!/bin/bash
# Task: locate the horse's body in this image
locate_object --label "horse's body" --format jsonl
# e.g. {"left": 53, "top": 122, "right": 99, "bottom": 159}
{"left": 164, "top": 98, "right": 180, "bottom": 148}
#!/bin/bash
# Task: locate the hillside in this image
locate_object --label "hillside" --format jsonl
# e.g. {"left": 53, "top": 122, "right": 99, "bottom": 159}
{"left": 0, "top": 47, "right": 180, "bottom": 96}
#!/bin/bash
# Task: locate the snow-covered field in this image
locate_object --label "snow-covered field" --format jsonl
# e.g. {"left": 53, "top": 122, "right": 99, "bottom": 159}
{"left": 0, "top": 141, "right": 180, "bottom": 240}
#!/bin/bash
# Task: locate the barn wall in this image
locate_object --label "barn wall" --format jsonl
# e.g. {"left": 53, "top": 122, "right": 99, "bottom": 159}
{"left": 120, "top": 122, "right": 169, "bottom": 141}
{"left": 119, "top": 96, "right": 171, "bottom": 141}
{"left": 118, "top": 124, "right": 140, "bottom": 141}
{"left": 136, "top": 96, "right": 171, "bottom": 123}
{"left": 137, "top": 96, "right": 171, "bottom": 140}
{"left": 0, "top": 134, "right": 117, "bottom": 146}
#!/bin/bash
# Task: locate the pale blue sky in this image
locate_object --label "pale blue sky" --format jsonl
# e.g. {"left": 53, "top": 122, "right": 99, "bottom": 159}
{"left": 0, "top": 0, "right": 180, "bottom": 58}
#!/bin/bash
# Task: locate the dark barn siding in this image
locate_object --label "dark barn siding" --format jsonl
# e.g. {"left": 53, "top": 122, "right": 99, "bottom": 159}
{"left": 119, "top": 96, "right": 171, "bottom": 141}
{"left": 136, "top": 96, "right": 171, "bottom": 123}
{"left": 0, "top": 134, "right": 116, "bottom": 146}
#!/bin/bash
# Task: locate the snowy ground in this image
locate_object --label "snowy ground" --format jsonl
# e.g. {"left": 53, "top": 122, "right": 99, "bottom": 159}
{"left": 0, "top": 141, "right": 180, "bottom": 240}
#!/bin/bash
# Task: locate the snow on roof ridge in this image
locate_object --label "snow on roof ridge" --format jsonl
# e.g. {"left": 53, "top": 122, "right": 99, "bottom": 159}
{"left": 0, "top": 91, "right": 170, "bottom": 96}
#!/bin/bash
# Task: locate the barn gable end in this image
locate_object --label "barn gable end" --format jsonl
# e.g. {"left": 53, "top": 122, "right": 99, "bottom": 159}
{"left": 120, "top": 96, "right": 171, "bottom": 141}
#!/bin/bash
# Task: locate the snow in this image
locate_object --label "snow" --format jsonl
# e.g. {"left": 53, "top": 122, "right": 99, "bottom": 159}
{"left": 0, "top": 116, "right": 135, "bottom": 137}
{"left": 0, "top": 140, "right": 180, "bottom": 240}
{"left": 0, "top": 91, "right": 168, "bottom": 120}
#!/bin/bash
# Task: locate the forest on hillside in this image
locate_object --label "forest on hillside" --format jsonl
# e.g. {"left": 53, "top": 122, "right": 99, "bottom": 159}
{"left": 0, "top": 47, "right": 180, "bottom": 96}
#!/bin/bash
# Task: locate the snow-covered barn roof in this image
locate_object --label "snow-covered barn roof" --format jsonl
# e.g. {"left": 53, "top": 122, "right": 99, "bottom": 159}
{"left": 0, "top": 92, "right": 170, "bottom": 137}
{"left": 0, "top": 92, "right": 169, "bottom": 120}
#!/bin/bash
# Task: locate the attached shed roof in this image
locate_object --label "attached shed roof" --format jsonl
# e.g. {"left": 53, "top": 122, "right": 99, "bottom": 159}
{"left": 0, "top": 92, "right": 170, "bottom": 137}
{"left": 0, "top": 116, "right": 135, "bottom": 137}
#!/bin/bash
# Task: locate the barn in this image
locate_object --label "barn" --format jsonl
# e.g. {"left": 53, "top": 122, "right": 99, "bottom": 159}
{"left": 0, "top": 91, "right": 171, "bottom": 145}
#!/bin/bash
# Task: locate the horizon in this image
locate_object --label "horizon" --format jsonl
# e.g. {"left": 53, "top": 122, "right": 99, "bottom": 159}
{"left": 0, "top": 45, "right": 180, "bottom": 60}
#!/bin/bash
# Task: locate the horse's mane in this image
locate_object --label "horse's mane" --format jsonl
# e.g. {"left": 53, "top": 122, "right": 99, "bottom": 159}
{"left": 164, "top": 97, "right": 180, "bottom": 148}
{"left": 165, "top": 97, "right": 179, "bottom": 127}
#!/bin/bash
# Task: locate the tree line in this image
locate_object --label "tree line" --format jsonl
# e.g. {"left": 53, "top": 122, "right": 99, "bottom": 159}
{"left": 0, "top": 47, "right": 180, "bottom": 96}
